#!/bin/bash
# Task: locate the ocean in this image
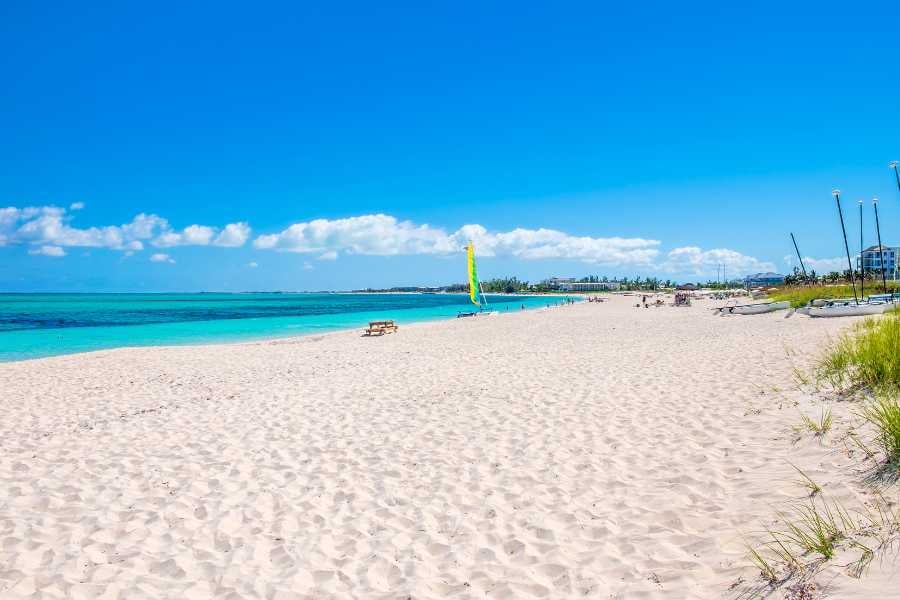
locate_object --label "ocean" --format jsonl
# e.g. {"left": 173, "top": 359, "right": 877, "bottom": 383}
{"left": 0, "top": 293, "right": 569, "bottom": 362}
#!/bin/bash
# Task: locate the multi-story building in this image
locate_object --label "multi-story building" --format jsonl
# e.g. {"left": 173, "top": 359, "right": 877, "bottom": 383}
{"left": 857, "top": 245, "right": 900, "bottom": 278}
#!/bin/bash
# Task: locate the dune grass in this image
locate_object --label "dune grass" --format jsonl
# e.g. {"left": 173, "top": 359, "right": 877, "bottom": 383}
{"left": 798, "top": 408, "right": 833, "bottom": 437}
{"left": 858, "top": 395, "right": 900, "bottom": 464}
{"left": 767, "top": 284, "right": 862, "bottom": 308}
{"left": 815, "top": 311, "right": 900, "bottom": 392}
{"left": 789, "top": 463, "right": 821, "bottom": 496}
{"left": 746, "top": 495, "right": 897, "bottom": 584}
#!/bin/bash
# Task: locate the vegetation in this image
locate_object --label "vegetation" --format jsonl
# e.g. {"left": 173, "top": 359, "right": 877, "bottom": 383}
{"left": 747, "top": 494, "right": 899, "bottom": 584}
{"left": 768, "top": 284, "right": 861, "bottom": 308}
{"left": 798, "top": 408, "right": 833, "bottom": 437}
{"left": 815, "top": 310, "right": 900, "bottom": 392}
{"left": 858, "top": 395, "right": 900, "bottom": 464}
{"left": 789, "top": 463, "right": 822, "bottom": 496}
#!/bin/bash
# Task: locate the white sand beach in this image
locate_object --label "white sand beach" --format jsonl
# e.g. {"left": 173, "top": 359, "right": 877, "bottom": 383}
{"left": 0, "top": 296, "right": 896, "bottom": 599}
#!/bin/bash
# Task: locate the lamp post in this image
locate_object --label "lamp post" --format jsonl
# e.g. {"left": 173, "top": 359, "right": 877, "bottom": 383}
{"left": 833, "top": 189, "right": 859, "bottom": 304}
{"left": 891, "top": 161, "right": 900, "bottom": 191}
{"left": 873, "top": 197, "right": 888, "bottom": 293}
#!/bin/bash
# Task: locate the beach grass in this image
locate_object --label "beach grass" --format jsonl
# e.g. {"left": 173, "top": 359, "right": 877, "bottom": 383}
{"left": 768, "top": 284, "right": 861, "bottom": 308}
{"left": 748, "top": 493, "right": 900, "bottom": 583}
{"left": 789, "top": 462, "right": 821, "bottom": 496}
{"left": 798, "top": 408, "right": 832, "bottom": 437}
{"left": 815, "top": 311, "right": 900, "bottom": 392}
{"left": 858, "top": 395, "right": 900, "bottom": 464}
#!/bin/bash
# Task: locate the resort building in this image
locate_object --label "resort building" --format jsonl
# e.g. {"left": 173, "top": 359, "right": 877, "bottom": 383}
{"left": 857, "top": 245, "right": 900, "bottom": 278}
{"left": 744, "top": 272, "right": 785, "bottom": 287}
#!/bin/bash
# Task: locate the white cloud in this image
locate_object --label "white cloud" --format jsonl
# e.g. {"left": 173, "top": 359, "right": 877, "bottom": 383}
{"left": 253, "top": 213, "right": 661, "bottom": 266}
{"left": 797, "top": 256, "right": 847, "bottom": 273}
{"left": 0, "top": 204, "right": 251, "bottom": 256}
{"left": 214, "top": 222, "right": 251, "bottom": 247}
{"left": 3, "top": 206, "right": 169, "bottom": 251}
{"left": 661, "top": 246, "right": 776, "bottom": 276}
{"left": 253, "top": 214, "right": 454, "bottom": 257}
{"left": 153, "top": 222, "right": 250, "bottom": 248}
{"left": 28, "top": 245, "right": 66, "bottom": 257}
{"left": 449, "top": 224, "right": 660, "bottom": 265}
{"left": 153, "top": 224, "right": 215, "bottom": 247}
{"left": 150, "top": 253, "right": 175, "bottom": 264}
{"left": 248, "top": 261, "right": 258, "bottom": 268}
{"left": 3, "top": 205, "right": 779, "bottom": 277}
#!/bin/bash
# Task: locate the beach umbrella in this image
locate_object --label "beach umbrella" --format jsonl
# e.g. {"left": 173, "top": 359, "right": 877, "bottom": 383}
{"left": 833, "top": 189, "right": 859, "bottom": 304}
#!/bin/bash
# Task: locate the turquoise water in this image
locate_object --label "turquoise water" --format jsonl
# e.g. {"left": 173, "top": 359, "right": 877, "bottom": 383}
{"left": 0, "top": 293, "right": 568, "bottom": 362}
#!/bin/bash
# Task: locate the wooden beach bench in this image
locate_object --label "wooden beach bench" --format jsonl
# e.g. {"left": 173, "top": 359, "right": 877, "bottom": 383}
{"left": 363, "top": 320, "right": 399, "bottom": 336}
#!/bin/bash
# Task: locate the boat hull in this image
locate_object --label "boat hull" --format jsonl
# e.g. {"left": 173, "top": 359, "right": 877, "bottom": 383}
{"left": 718, "top": 301, "right": 790, "bottom": 315}
{"left": 807, "top": 302, "right": 893, "bottom": 318}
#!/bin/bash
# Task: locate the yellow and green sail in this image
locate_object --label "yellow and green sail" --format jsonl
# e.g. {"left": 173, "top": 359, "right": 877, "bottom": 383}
{"left": 467, "top": 241, "right": 480, "bottom": 306}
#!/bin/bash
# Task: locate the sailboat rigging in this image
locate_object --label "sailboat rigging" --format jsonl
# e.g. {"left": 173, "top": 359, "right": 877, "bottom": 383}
{"left": 459, "top": 242, "right": 497, "bottom": 317}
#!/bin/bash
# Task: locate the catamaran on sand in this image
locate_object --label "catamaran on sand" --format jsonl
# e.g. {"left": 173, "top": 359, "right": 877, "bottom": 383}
{"left": 714, "top": 300, "right": 790, "bottom": 315}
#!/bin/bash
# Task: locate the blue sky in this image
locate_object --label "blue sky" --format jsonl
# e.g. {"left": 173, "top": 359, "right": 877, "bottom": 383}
{"left": 2, "top": 2, "right": 899, "bottom": 291}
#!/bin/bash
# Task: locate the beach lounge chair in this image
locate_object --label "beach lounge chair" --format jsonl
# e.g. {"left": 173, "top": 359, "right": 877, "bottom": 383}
{"left": 364, "top": 320, "right": 399, "bottom": 336}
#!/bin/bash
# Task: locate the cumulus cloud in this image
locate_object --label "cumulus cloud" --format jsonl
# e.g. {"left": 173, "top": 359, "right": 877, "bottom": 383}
{"left": 154, "top": 222, "right": 250, "bottom": 247}
{"left": 253, "top": 214, "right": 454, "bottom": 256}
{"left": 784, "top": 255, "right": 848, "bottom": 273}
{"left": 3, "top": 205, "right": 778, "bottom": 277}
{"left": 150, "top": 253, "right": 175, "bottom": 264}
{"left": 1, "top": 205, "right": 169, "bottom": 250}
{"left": 0, "top": 204, "right": 250, "bottom": 256}
{"left": 661, "top": 246, "right": 776, "bottom": 276}
{"left": 214, "top": 222, "right": 251, "bottom": 247}
{"left": 28, "top": 245, "right": 66, "bottom": 257}
{"left": 154, "top": 224, "right": 216, "bottom": 247}
{"left": 253, "top": 213, "right": 661, "bottom": 266}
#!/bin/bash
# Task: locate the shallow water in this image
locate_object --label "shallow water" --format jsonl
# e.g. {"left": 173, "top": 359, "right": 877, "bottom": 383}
{"left": 0, "top": 293, "right": 566, "bottom": 361}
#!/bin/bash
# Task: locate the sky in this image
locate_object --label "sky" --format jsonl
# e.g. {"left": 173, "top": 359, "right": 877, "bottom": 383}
{"left": 2, "top": 2, "right": 899, "bottom": 292}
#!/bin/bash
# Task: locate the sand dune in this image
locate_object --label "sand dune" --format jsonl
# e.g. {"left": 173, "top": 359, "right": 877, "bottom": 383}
{"left": 0, "top": 296, "right": 895, "bottom": 598}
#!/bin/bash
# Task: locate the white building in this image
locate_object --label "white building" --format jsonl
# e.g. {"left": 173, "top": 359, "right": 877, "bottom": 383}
{"left": 857, "top": 245, "right": 900, "bottom": 278}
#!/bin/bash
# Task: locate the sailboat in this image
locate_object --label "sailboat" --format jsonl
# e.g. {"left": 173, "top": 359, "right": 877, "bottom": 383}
{"left": 458, "top": 241, "right": 498, "bottom": 317}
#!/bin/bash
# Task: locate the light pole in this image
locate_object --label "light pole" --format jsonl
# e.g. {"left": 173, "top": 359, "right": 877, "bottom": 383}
{"left": 833, "top": 189, "right": 859, "bottom": 304}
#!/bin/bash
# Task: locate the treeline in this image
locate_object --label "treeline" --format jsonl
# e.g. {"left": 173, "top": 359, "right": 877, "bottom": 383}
{"left": 783, "top": 266, "right": 896, "bottom": 287}
{"left": 355, "top": 274, "right": 765, "bottom": 294}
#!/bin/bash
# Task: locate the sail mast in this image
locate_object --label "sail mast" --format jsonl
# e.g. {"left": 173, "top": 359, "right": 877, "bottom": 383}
{"left": 859, "top": 200, "right": 864, "bottom": 300}
{"left": 790, "top": 233, "right": 808, "bottom": 279}
{"left": 873, "top": 197, "right": 888, "bottom": 293}
{"left": 832, "top": 189, "right": 859, "bottom": 305}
